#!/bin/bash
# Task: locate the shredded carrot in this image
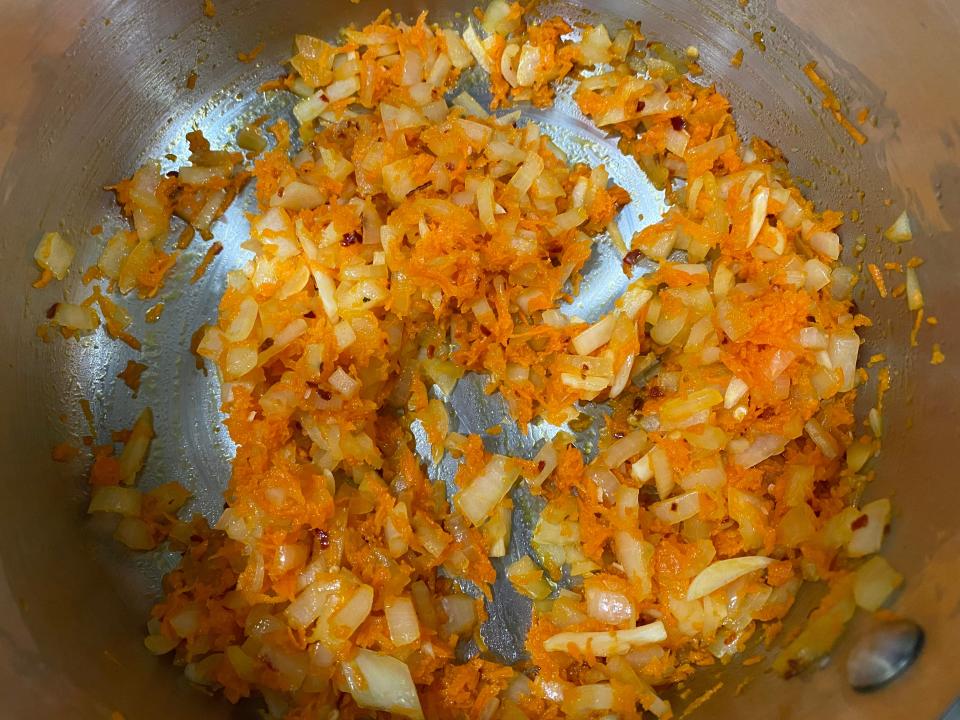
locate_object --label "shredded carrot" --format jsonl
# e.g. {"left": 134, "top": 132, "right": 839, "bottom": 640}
{"left": 32, "top": 268, "right": 54, "bottom": 289}
{"left": 117, "top": 360, "right": 147, "bottom": 396}
{"left": 866, "top": 263, "right": 887, "bottom": 297}
{"left": 803, "top": 61, "right": 867, "bottom": 145}
{"left": 932, "top": 343, "right": 945, "bottom": 365}
{"left": 237, "top": 41, "right": 265, "bottom": 64}
{"left": 910, "top": 308, "right": 924, "bottom": 347}
{"left": 190, "top": 241, "right": 223, "bottom": 284}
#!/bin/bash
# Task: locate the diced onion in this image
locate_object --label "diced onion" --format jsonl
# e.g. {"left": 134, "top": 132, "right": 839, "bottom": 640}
{"left": 853, "top": 556, "right": 902, "bottom": 611}
{"left": 440, "top": 594, "right": 477, "bottom": 636}
{"left": 118, "top": 407, "right": 154, "bottom": 485}
{"left": 809, "top": 231, "right": 841, "bottom": 260}
{"left": 88, "top": 486, "right": 142, "bottom": 517}
{"left": 651, "top": 491, "right": 700, "bottom": 524}
{"left": 602, "top": 430, "right": 648, "bottom": 469}
{"left": 905, "top": 267, "right": 923, "bottom": 311}
{"left": 529, "top": 442, "right": 558, "bottom": 487}
{"left": 329, "top": 367, "right": 359, "bottom": 396}
{"left": 455, "top": 455, "right": 519, "bottom": 525}
{"left": 883, "top": 210, "right": 912, "bottom": 242}
{"left": 542, "top": 621, "right": 667, "bottom": 657}
{"left": 732, "top": 433, "right": 786, "bottom": 468}
{"left": 34, "top": 231, "right": 76, "bottom": 279}
{"left": 572, "top": 314, "right": 616, "bottom": 356}
{"left": 686, "top": 556, "right": 774, "bottom": 600}
{"left": 113, "top": 516, "right": 155, "bottom": 550}
{"left": 385, "top": 596, "right": 421, "bottom": 646}
{"left": 52, "top": 303, "right": 100, "bottom": 332}
{"left": 340, "top": 648, "right": 424, "bottom": 720}
{"left": 847, "top": 499, "right": 891, "bottom": 557}
{"left": 585, "top": 583, "right": 635, "bottom": 625}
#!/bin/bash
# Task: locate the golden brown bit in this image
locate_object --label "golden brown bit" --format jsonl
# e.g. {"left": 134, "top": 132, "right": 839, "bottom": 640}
{"left": 189, "top": 326, "right": 207, "bottom": 373}
{"left": 485, "top": 425, "right": 502, "bottom": 435}
{"left": 731, "top": 48, "right": 744, "bottom": 68}
{"left": 145, "top": 303, "right": 165, "bottom": 323}
{"left": 856, "top": 107, "right": 870, "bottom": 124}
{"left": 202, "top": 0, "right": 215, "bottom": 18}
{"left": 190, "top": 241, "right": 223, "bottom": 284}
{"left": 802, "top": 61, "right": 867, "bottom": 145}
{"left": 866, "top": 263, "right": 887, "bottom": 298}
{"left": 890, "top": 283, "right": 906, "bottom": 298}
{"left": 932, "top": 343, "right": 946, "bottom": 365}
{"left": 884, "top": 261, "right": 903, "bottom": 272}
{"left": 186, "top": 71, "right": 198, "bottom": 90}
{"left": 927, "top": 315, "right": 939, "bottom": 326}
{"left": 90, "top": 224, "right": 103, "bottom": 236}
{"left": 176, "top": 224, "right": 196, "bottom": 250}
{"left": 906, "top": 256, "right": 925, "bottom": 268}
{"left": 117, "top": 360, "right": 148, "bottom": 397}
{"left": 51, "top": 442, "right": 79, "bottom": 462}
{"left": 850, "top": 208, "right": 861, "bottom": 222}
{"left": 910, "top": 308, "right": 924, "bottom": 347}
{"left": 741, "top": 655, "right": 764, "bottom": 667}
{"left": 752, "top": 31, "right": 765, "bottom": 52}
{"left": 237, "top": 41, "right": 265, "bottom": 63}
{"left": 81, "top": 265, "right": 102, "bottom": 285}
{"left": 867, "top": 353, "right": 886, "bottom": 367}
{"left": 79, "top": 398, "right": 95, "bottom": 435}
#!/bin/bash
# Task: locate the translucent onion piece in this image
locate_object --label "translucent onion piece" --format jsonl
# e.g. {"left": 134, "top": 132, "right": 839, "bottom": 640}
{"left": 542, "top": 621, "right": 667, "bottom": 657}
{"left": 686, "top": 556, "right": 774, "bottom": 600}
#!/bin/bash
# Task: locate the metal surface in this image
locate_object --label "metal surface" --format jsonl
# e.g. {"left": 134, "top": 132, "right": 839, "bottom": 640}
{"left": 847, "top": 619, "right": 925, "bottom": 692}
{"left": 0, "top": 0, "right": 959, "bottom": 718}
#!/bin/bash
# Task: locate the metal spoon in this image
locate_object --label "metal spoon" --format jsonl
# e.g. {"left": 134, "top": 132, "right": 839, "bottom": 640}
{"left": 847, "top": 619, "right": 925, "bottom": 692}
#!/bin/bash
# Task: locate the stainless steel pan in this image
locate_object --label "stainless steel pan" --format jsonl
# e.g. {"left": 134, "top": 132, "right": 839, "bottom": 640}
{"left": 1, "top": 1, "right": 958, "bottom": 717}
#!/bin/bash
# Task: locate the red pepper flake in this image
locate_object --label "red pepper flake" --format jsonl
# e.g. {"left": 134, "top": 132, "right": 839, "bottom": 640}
{"left": 851, "top": 514, "right": 869, "bottom": 531}
{"left": 340, "top": 230, "right": 363, "bottom": 247}
{"left": 623, "top": 249, "right": 642, "bottom": 267}
{"left": 314, "top": 528, "right": 330, "bottom": 549}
